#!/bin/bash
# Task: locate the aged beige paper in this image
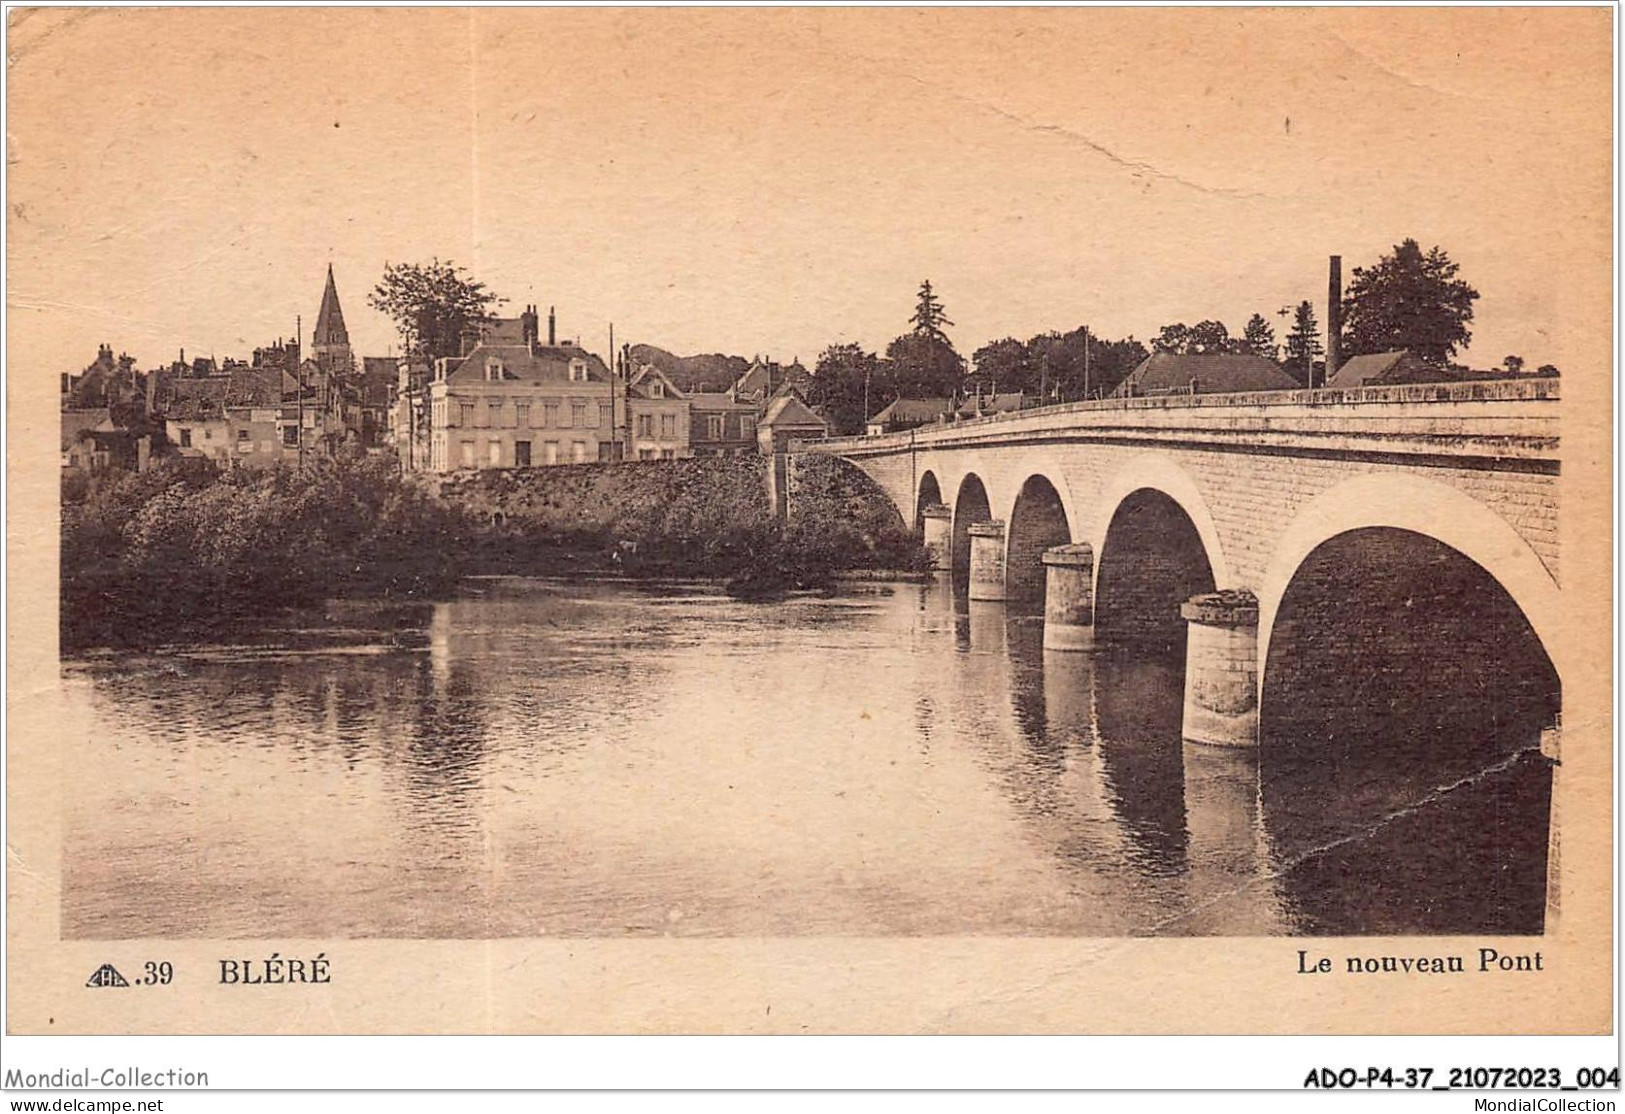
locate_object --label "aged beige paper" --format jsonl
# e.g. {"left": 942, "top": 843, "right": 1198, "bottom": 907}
{"left": 7, "top": 6, "right": 1613, "bottom": 1036}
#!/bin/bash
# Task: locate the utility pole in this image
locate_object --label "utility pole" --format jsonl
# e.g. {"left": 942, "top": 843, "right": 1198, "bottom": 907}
{"left": 296, "top": 313, "right": 305, "bottom": 472}
{"left": 608, "top": 322, "right": 616, "bottom": 462}
{"left": 1082, "top": 325, "right": 1091, "bottom": 401}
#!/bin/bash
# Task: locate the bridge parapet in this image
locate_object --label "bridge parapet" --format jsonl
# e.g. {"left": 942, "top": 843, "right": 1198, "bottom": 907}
{"left": 801, "top": 378, "right": 1558, "bottom": 468}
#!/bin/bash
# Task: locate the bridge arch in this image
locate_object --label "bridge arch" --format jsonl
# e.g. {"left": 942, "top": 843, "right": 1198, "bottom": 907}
{"left": 915, "top": 469, "right": 944, "bottom": 533}
{"left": 1004, "top": 472, "right": 1075, "bottom": 609}
{"left": 1256, "top": 473, "right": 1565, "bottom": 694}
{"left": 1087, "top": 454, "right": 1232, "bottom": 591}
{"left": 950, "top": 472, "right": 994, "bottom": 591}
{"left": 1254, "top": 473, "right": 1561, "bottom": 934}
{"left": 1091, "top": 457, "right": 1224, "bottom": 654}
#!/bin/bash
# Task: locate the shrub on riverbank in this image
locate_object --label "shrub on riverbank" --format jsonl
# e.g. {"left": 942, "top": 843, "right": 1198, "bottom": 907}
{"left": 61, "top": 452, "right": 471, "bottom": 651}
{"left": 60, "top": 451, "right": 931, "bottom": 650}
{"left": 442, "top": 454, "right": 929, "bottom": 582}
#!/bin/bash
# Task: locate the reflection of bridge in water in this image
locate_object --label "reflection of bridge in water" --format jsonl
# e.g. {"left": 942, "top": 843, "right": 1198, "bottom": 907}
{"left": 801, "top": 380, "right": 1563, "bottom": 934}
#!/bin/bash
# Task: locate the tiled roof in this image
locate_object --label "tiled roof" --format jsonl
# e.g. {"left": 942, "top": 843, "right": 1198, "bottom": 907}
{"left": 687, "top": 391, "right": 759, "bottom": 412}
{"left": 166, "top": 377, "right": 230, "bottom": 420}
{"left": 224, "top": 366, "right": 285, "bottom": 408}
{"left": 760, "top": 392, "right": 826, "bottom": 429}
{"left": 444, "top": 343, "right": 612, "bottom": 385}
{"left": 871, "top": 397, "right": 953, "bottom": 424}
{"left": 1325, "top": 350, "right": 1466, "bottom": 389}
{"left": 1113, "top": 352, "right": 1298, "bottom": 396}
{"left": 627, "top": 366, "right": 687, "bottom": 400}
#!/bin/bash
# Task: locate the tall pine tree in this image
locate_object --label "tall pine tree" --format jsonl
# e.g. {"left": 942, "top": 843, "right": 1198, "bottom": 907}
{"left": 1285, "top": 301, "right": 1323, "bottom": 386}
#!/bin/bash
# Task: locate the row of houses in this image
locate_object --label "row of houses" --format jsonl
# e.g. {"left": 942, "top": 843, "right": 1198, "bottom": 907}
{"left": 63, "top": 270, "right": 834, "bottom": 479}
{"left": 61, "top": 267, "right": 391, "bottom": 476}
{"left": 393, "top": 305, "right": 828, "bottom": 473}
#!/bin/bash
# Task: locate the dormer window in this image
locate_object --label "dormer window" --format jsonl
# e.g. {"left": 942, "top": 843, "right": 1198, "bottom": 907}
{"left": 569, "top": 359, "right": 589, "bottom": 383}
{"left": 485, "top": 357, "right": 506, "bottom": 381}
{"left": 650, "top": 381, "right": 665, "bottom": 398}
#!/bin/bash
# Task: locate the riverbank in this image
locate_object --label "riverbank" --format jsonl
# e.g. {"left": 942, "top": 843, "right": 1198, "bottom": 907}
{"left": 60, "top": 451, "right": 928, "bottom": 652}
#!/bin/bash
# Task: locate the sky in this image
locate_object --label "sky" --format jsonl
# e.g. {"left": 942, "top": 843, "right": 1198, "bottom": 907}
{"left": 9, "top": 7, "right": 1612, "bottom": 380}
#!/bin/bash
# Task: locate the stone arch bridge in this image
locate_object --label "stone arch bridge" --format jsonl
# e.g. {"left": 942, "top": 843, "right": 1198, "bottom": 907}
{"left": 796, "top": 378, "right": 1563, "bottom": 754}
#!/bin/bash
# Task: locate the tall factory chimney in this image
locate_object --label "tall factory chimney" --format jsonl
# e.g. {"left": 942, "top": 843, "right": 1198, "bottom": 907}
{"left": 1325, "top": 254, "right": 1342, "bottom": 388}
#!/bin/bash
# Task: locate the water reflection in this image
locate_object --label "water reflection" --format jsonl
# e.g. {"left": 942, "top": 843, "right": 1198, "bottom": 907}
{"left": 1091, "top": 650, "right": 1189, "bottom": 877}
{"left": 59, "top": 576, "right": 1550, "bottom": 938}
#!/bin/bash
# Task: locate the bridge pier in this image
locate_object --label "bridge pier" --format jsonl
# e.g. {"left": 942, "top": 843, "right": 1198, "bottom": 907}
{"left": 967, "top": 520, "right": 1008, "bottom": 601}
{"left": 1180, "top": 590, "right": 1260, "bottom": 748}
{"left": 920, "top": 503, "right": 952, "bottom": 571}
{"left": 1041, "top": 543, "right": 1094, "bottom": 651}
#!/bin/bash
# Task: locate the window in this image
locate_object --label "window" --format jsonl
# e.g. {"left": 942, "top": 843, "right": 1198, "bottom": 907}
{"left": 515, "top": 403, "right": 530, "bottom": 429}
{"left": 179, "top": 428, "right": 192, "bottom": 448}
{"left": 459, "top": 440, "right": 476, "bottom": 468}
{"left": 569, "top": 360, "right": 588, "bottom": 382}
{"left": 661, "top": 449, "right": 675, "bottom": 460}
{"left": 637, "top": 414, "right": 652, "bottom": 437}
{"left": 544, "top": 441, "right": 559, "bottom": 465}
{"left": 485, "top": 357, "right": 506, "bottom": 381}
{"left": 598, "top": 442, "right": 614, "bottom": 463}
{"left": 572, "top": 402, "right": 587, "bottom": 428}
{"left": 282, "top": 425, "right": 298, "bottom": 447}
{"left": 543, "top": 402, "right": 558, "bottom": 427}
{"left": 571, "top": 440, "right": 588, "bottom": 463}
{"left": 639, "top": 448, "right": 655, "bottom": 460}
{"left": 515, "top": 441, "right": 531, "bottom": 467}
{"left": 660, "top": 413, "right": 676, "bottom": 437}
{"left": 460, "top": 403, "right": 474, "bottom": 428}
{"left": 237, "top": 428, "right": 250, "bottom": 441}
{"left": 488, "top": 439, "right": 501, "bottom": 466}
{"left": 599, "top": 404, "right": 613, "bottom": 429}
{"left": 650, "top": 380, "right": 665, "bottom": 398}
{"left": 486, "top": 400, "right": 502, "bottom": 428}
{"left": 707, "top": 415, "right": 723, "bottom": 440}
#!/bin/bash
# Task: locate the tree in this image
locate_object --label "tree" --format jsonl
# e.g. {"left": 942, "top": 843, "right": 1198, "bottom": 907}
{"left": 1152, "top": 322, "right": 1193, "bottom": 354}
{"left": 1242, "top": 313, "right": 1278, "bottom": 361}
{"left": 807, "top": 344, "right": 882, "bottom": 436}
{"left": 1341, "top": 239, "right": 1479, "bottom": 367}
{"left": 1284, "top": 301, "right": 1323, "bottom": 386}
{"left": 1188, "top": 319, "right": 1235, "bottom": 354}
{"left": 1502, "top": 355, "right": 1525, "bottom": 375}
{"left": 369, "top": 259, "right": 505, "bottom": 361}
{"left": 971, "top": 337, "right": 1034, "bottom": 396}
{"left": 911, "top": 279, "right": 953, "bottom": 340}
{"left": 887, "top": 280, "right": 965, "bottom": 398}
{"left": 1536, "top": 364, "right": 1560, "bottom": 378}
{"left": 1153, "top": 319, "right": 1237, "bottom": 355}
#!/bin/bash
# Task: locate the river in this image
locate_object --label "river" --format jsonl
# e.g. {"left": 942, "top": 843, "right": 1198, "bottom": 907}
{"left": 60, "top": 577, "right": 1551, "bottom": 938}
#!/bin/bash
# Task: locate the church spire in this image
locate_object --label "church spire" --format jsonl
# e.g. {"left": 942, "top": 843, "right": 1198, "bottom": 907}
{"left": 311, "top": 264, "right": 352, "bottom": 375}
{"left": 313, "top": 263, "right": 349, "bottom": 347}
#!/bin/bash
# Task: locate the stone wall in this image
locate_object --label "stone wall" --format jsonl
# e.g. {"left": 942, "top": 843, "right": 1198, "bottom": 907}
{"left": 431, "top": 456, "right": 773, "bottom": 545}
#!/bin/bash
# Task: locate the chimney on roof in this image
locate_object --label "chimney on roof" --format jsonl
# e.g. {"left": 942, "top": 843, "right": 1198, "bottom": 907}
{"left": 521, "top": 304, "right": 539, "bottom": 351}
{"left": 548, "top": 306, "right": 556, "bottom": 347}
{"left": 1326, "top": 255, "right": 1342, "bottom": 388}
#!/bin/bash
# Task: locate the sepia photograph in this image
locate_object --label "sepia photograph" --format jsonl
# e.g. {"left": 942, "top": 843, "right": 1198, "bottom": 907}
{"left": 5, "top": 4, "right": 1613, "bottom": 1056}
